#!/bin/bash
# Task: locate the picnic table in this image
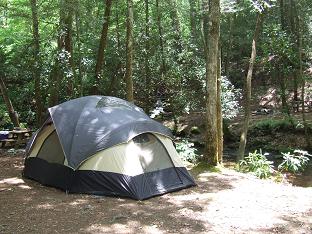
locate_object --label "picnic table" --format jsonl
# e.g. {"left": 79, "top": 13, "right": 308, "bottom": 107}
{"left": 0, "top": 128, "right": 33, "bottom": 148}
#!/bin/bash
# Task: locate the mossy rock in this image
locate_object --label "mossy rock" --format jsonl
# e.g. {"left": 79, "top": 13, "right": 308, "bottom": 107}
{"left": 190, "top": 126, "right": 201, "bottom": 135}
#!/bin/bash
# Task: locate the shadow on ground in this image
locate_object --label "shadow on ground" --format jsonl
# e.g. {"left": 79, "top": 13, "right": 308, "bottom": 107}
{"left": 1, "top": 155, "right": 312, "bottom": 234}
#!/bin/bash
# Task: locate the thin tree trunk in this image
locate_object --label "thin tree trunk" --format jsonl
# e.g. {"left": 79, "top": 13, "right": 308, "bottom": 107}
{"left": 0, "top": 77, "right": 20, "bottom": 127}
{"left": 204, "top": 0, "right": 221, "bottom": 165}
{"left": 75, "top": 0, "right": 83, "bottom": 97}
{"left": 189, "top": 0, "right": 197, "bottom": 45}
{"left": 279, "top": 65, "right": 290, "bottom": 115}
{"left": 156, "top": 0, "right": 166, "bottom": 74}
{"left": 217, "top": 47, "right": 223, "bottom": 163}
{"left": 289, "top": 0, "right": 298, "bottom": 112}
{"left": 296, "top": 15, "right": 311, "bottom": 148}
{"left": 108, "top": 1, "right": 122, "bottom": 95}
{"left": 93, "top": 0, "right": 113, "bottom": 95}
{"left": 225, "top": 13, "right": 234, "bottom": 79}
{"left": 125, "top": 0, "right": 134, "bottom": 102}
{"left": 200, "top": 0, "right": 209, "bottom": 59}
{"left": 237, "top": 12, "right": 265, "bottom": 161}
{"left": 49, "top": 61, "right": 60, "bottom": 106}
{"left": 279, "top": 0, "right": 291, "bottom": 115}
{"left": 30, "top": 0, "right": 43, "bottom": 126}
{"left": 58, "top": 0, "right": 76, "bottom": 98}
{"left": 144, "top": 0, "right": 150, "bottom": 87}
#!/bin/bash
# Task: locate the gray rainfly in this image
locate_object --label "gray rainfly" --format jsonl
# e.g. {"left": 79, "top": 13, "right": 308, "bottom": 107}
{"left": 23, "top": 96, "right": 196, "bottom": 200}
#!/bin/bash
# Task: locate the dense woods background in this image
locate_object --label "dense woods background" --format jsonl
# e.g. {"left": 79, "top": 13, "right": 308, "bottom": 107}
{"left": 0, "top": 0, "right": 312, "bottom": 163}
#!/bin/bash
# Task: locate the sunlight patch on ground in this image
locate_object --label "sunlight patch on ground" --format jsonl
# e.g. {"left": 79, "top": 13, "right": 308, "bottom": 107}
{"left": 37, "top": 203, "right": 54, "bottom": 210}
{"left": 0, "top": 177, "right": 25, "bottom": 185}
{"left": 84, "top": 219, "right": 168, "bottom": 234}
{"left": 69, "top": 199, "right": 89, "bottom": 206}
{"left": 164, "top": 193, "right": 212, "bottom": 206}
{"left": 17, "top": 184, "right": 32, "bottom": 189}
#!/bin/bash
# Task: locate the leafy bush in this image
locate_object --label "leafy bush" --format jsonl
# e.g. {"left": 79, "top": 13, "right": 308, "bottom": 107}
{"left": 278, "top": 150, "right": 310, "bottom": 173}
{"left": 239, "top": 150, "right": 274, "bottom": 179}
{"left": 0, "top": 104, "right": 13, "bottom": 129}
{"left": 252, "top": 119, "right": 294, "bottom": 134}
{"left": 175, "top": 139, "right": 199, "bottom": 163}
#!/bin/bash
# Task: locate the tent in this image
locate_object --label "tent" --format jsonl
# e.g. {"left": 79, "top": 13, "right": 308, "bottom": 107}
{"left": 23, "top": 96, "right": 196, "bottom": 200}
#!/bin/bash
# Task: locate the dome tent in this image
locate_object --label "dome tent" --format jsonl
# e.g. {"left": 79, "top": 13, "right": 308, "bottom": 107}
{"left": 23, "top": 96, "right": 196, "bottom": 200}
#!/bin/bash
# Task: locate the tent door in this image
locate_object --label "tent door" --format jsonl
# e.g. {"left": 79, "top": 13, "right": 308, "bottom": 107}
{"left": 134, "top": 133, "right": 183, "bottom": 190}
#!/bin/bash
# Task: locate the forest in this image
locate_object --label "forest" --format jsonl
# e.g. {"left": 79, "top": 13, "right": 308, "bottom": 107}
{"left": 1, "top": 0, "right": 312, "bottom": 163}
{"left": 1, "top": 0, "right": 312, "bottom": 233}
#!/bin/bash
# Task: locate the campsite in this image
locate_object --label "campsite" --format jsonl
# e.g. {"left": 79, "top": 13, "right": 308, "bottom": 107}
{"left": 1, "top": 0, "right": 312, "bottom": 233}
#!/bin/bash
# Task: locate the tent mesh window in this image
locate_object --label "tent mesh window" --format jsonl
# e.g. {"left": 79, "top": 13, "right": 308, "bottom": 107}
{"left": 96, "top": 97, "right": 142, "bottom": 112}
{"left": 132, "top": 133, "right": 174, "bottom": 173}
{"left": 37, "top": 131, "right": 66, "bottom": 164}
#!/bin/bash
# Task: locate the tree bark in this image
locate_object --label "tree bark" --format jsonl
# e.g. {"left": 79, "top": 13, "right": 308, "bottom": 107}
{"left": 217, "top": 46, "right": 223, "bottom": 163}
{"left": 295, "top": 13, "right": 311, "bottom": 148}
{"left": 0, "top": 77, "right": 20, "bottom": 127}
{"left": 188, "top": 0, "right": 197, "bottom": 45}
{"left": 156, "top": 0, "right": 166, "bottom": 74}
{"left": 204, "top": 0, "right": 221, "bottom": 165}
{"left": 30, "top": 0, "right": 43, "bottom": 126}
{"left": 200, "top": 0, "right": 209, "bottom": 59}
{"left": 75, "top": 0, "right": 83, "bottom": 97}
{"left": 58, "top": 0, "right": 76, "bottom": 98}
{"left": 108, "top": 1, "right": 122, "bottom": 95}
{"left": 225, "top": 13, "right": 235, "bottom": 79}
{"left": 93, "top": 0, "right": 113, "bottom": 95}
{"left": 144, "top": 0, "right": 150, "bottom": 87}
{"left": 125, "top": 0, "right": 134, "bottom": 102}
{"left": 279, "top": 0, "right": 291, "bottom": 115}
{"left": 237, "top": 12, "right": 265, "bottom": 161}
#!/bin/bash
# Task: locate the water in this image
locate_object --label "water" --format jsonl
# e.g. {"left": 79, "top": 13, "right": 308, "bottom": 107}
{"left": 288, "top": 162, "right": 312, "bottom": 187}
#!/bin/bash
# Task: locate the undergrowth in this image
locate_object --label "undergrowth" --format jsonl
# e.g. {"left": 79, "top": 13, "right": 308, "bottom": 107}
{"left": 238, "top": 149, "right": 311, "bottom": 179}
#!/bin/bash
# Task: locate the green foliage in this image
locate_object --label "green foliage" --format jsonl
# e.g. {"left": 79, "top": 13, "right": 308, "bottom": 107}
{"left": 175, "top": 139, "right": 199, "bottom": 163}
{"left": 0, "top": 104, "right": 13, "bottom": 129}
{"left": 239, "top": 149, "right": 274, "bottom": 179}
{"left": 278, "top": 150, "right": 311, "bottom": 174}
{"left": 252, "top": 118, "right": 295, "bottom": 134}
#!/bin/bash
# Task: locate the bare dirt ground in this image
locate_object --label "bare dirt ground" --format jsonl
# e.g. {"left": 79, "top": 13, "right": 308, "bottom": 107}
{"left": 1, "top": 151, "right": 312, "bottom": 234}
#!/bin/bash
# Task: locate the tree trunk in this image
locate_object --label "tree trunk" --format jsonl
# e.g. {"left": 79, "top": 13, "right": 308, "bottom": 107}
{"left": 30, "top": 0, "right": 43, "bottom": 126}
{"left": 58, "top": 0, "right": 76, "bottom": 98}
{"left": 156, "top": 0, "right": 166, "bottom": 74}
{"left": 295, "top": 14, "right": 311, "bottom": 148}
{"left": 107, "top": 1, "right": 123, "bottom": 96}
{"left": 0, "top": 77, "right": 20, "bottom": 127}
{"left": 200, "top": 0, "right": 209, "bottom": 59}
{"left": 217, "top": 47, "right": 223, "bottom": 163}
{"left": 144, "top": 0, "right": 150, "bottom": 87}
{"left": 75, "top": 0, "right": 83, "bottom": 97}
{"left": 225, "top": 13, "right": 235, "bottom": 79}
{"left": 204, "top": 0, "right": 221, "bottom": 165}
{"left": 279, "top": 64, "right": 290, "bottom": 115}
{"left": 237, "top": 12, "right": 265, "bottom": 161}
{"left": 125, "top": 0, "right": 134, "bottom": 102}
{"left": 49, "top": 61, "right": 61, "bottom": 106}
{"left": 279, "top": 0, "right": 291, "bottom": 115}
{"left": 188, "top": 0, "right": 197, "bottom": 45}
{"left": 93, "top": 0, "right": 113, "bottom": 95}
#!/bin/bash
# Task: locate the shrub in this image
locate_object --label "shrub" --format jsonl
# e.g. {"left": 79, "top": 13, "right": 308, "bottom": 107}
{"left": 239, "top": 149, "right": 274, "bottom": 179}
{"left": 175, "top": 139, "right": 199, "bottom": 163}
{"left": 252, "top": 119, "right": 294, "bottom": 134}
{"left": 278, "top": 150, "right": 310, "bottom": 173}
